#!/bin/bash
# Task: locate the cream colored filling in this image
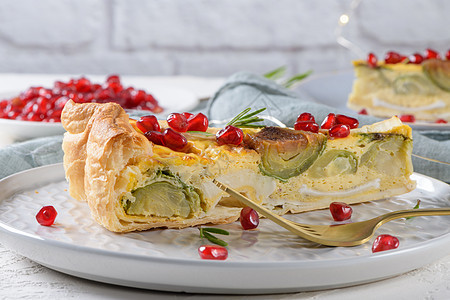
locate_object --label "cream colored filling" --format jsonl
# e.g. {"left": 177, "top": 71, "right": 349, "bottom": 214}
{"left": 373, "top": 97, "right": 446, "bottom": 111}
{"left": 298, "top": 179, "right": 381, "bottom": 197}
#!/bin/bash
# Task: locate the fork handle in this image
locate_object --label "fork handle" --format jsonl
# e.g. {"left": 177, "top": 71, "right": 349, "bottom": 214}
{"left": 377, "top": 208, "right": 450, "bottom": 226}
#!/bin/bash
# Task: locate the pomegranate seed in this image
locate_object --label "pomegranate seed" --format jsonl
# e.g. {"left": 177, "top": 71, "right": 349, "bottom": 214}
{"left": 372, "top": 234, "right": 399, "bottom": 253}
{"left": 182, "top": 112, "right": 194, "bottom": 120}
{"left": 320, "top": 113, "right": 337, "bottom": 129}
{"left": 446, "top": 49, "right": 450, "bottom": 60}
{"left": 329, "top": 202, "right": 352, "bottom": 221}
{"left": 358, "top": 108, "right": 368, "bottom": 115}
{"left": 384, "top": 51, "right": 405, "bottom": 64}
{"left": 408, "top": 53, "right": 424, "bottom": 64}
{"left": 240, "top": 207, "right": 260, "bottom": 230}
{"left": 216, "top": 125, "right": 244, "bottom": 146}
{"left": 367, "top": 52, "right": 378, "bottom": 68}
{"left": 167, "top": 113, "right": 188, "bottom": 132}
{"left": 198, "top": 245, "right": 228, "bottom": 260}
{"left": 162, "top": 128, "right": 187, "bottom": 151}
{"left": 399, "top": 114, "right": 416, "bottom": 123}
{"left": 186, "top": 113, "right": 209, "bottom": 132}
{"left": 329, "top": 124, "right": 350, "bottom": 138}
{"left": 296, "top": 112, "right": 315, "bottom": 123}
{"left": 294, "top": 120, "right": 319, "bottom": 133}
{"left": 144, "top": 131, "right": 165, "bottom": 146}
{"left": 36, "top": 206, "right": 57, "bottom": 226}
{"left": 424, "top": 48, "right": 440, "bottom": 60}
{"left": 336, "top": 114, "right": 359, "bottom": 129}
{"left": 136, "top": 115, "right": 161, "bottom": 133}
{"left": 436, "top": 119, "right": 448, "bottom": 124}
{"left": 106, "top": 74, "right": 121, "bottom": 84}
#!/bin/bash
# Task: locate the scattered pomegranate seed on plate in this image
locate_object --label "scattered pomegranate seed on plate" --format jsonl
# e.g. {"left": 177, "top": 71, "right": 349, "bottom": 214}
{"left": 329, "top": 202, "right": 353, "bottom": 221}
{"left": 372, "top": 234, "right": 400, "bottom": 253}
{"left": 36, "top": 205, "right": 58, "bottom": 226}
{"left": 240, "top": 207, "right": 260, "bottom": 230}
{"left": 198, "top": 245, "right": 228, "bottom": 260}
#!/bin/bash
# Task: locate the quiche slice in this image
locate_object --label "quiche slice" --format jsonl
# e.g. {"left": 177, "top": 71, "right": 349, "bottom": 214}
{"left": 348, "top": 58, "right": 450, "bottom": 122}
{"left": 61, "top": 100, "right": 416, "bottom": 233}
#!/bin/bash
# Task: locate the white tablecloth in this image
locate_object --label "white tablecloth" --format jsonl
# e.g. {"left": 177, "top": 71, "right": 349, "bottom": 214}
{"left": 1, "top": 73, "right": 449, "bottom": 299}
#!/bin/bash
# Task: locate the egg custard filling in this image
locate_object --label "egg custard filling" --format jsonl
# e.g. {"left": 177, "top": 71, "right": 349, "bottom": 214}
{"left": 61, "top": 100, "right": 415, "bottom": 233}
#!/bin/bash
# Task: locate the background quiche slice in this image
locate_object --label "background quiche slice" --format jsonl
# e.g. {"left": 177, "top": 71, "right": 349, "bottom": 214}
{"left": 61, "top": 100, "right": 415, "bottom": 233}
{"left": 348, "top": 59, "right": 450, "bottom": 122}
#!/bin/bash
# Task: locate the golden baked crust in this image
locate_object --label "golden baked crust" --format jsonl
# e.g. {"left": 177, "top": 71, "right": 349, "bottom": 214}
{"left": 62, "top": 100, "right": 415, "bottom": 233}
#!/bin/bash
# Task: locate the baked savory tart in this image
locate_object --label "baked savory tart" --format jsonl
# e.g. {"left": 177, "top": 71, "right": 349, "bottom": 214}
{"left": 348, "top": 51, "right": 450, "bottom": 122}
{"left": 61, "top": 100, "right": 415, "bottom": 233}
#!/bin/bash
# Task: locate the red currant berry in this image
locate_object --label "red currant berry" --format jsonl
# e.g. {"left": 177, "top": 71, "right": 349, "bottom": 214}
{"left": 336, "top": 114, "right": 359, "bottom": 129}
{"left": 186, "top": 113, "right": 209, "bottom": 132}
{"left": 136, "top": 115, "right": 160, "bottom": 133}
{"left": 408, "top": 53, "right": 424, "bottom": 64}
{"left": 424, "top": 48, "right": 440, "bottom": 60}
{"left": 358, "top": 108, "right": 368, "bottom": 115}
{"left": 198, "top": 245, "right": 228, "bottom": 260}
{"left": 320, "top": 113, "right": 337, "bottom": 129}
{"left": 296, "top": 112, "right": 315, "bottom": 123}
{"left": 294, "top": 120, "right": 319, "bottom": 133}
{"left": 216, "top": 125, "right": 243, "bottom": 146}
{"left": 399, "top": 114, "right": 416, "bottom": 123}
{"left": 240, "top": 207, "right": 260, "bottom": 230}
{"left": 36, "top": 206, "right": 57, "bottom": 226}
{"left": 162, "top": 128, "right": 187, "bottom": 151}
{"left": 436, "top": 119, "right": 448, "bottom": 124}
{"left": 384, "top": 51, "right": 405, "bottom": 64}
{"left": 367, "top": 52, "right": 378, "bottom": 68}
{"left": 167, "top": 113, "right": 188, "bottom": 132}
{"left": 329, "top": 202, "right": 352, "bottom": 221}
{"left": 372, "top": 234, "right": 399, "bottom": 253}
{"left": 329, "top": 124, "right": 350, "bottom": 138}
{"left": 144, "top": 131, "right": 165, "bottom": 146}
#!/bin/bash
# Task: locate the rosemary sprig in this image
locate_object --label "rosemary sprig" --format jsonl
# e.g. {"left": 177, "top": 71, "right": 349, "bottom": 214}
{"left": 264, "top": 66, "right": 287, "bottom": 80}
{"left": 226, "top": 107, "right": 267, "bottom": 128}
{"left": 282, "top": 70, "right": 313, "bottom": 89}
{"left": 406, "top": 199, "right": 421, "bottom": 220}
{"left": 199, "top": 227, "right": 229, "bottom": 247}
{"left": 263, "top": 67, "right": 313, "bottom": 89}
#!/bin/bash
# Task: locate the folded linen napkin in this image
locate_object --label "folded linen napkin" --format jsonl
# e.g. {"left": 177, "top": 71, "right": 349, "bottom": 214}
{"left": 0, "top": 72, "right": 448, "bottom": 184}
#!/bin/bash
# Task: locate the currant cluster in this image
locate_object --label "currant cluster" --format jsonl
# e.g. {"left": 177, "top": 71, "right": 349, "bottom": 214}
{"left": 0, "top": 75, "right": 162, "bottom": 122}
{"left": 366, "top": 48, "right": 450, "bottom": 67}
{"left": 294, "top": 112, "right": 359, "bottom": 138}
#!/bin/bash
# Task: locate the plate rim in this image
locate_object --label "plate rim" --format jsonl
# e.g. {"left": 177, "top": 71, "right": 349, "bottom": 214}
{"left": 1, "top": 163, "right": 449, "bottom": 293}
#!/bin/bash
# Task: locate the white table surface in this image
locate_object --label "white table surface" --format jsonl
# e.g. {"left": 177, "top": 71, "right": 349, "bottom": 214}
{"left": 1, "top": 73, "right": 450, "bottom": 300}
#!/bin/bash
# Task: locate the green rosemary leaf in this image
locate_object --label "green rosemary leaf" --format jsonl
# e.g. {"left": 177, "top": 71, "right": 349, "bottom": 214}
{"left": 227, "top": 108, "right": 251, "bottom": 126}
{"left": 282, "top": 70, "right": 313, "bottom": 88}
{"left": 203, "top": 231, "right": 228, "bottom": 247}
{"left": 406, "top": 199, "right": 421, "bottom": 220}
{"left": 202, "top": 227, "right": 230, "bottom": 235}
{"left": 264, "top": 66, "right": 287, "bottom": 80}
{"left": 240, "top": 107, "right": 266, "bottom": 119}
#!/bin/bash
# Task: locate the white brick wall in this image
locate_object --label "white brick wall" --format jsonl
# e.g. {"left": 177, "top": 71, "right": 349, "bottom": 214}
{"left": 0, "top": 0, "right": 448, "bottom": 77}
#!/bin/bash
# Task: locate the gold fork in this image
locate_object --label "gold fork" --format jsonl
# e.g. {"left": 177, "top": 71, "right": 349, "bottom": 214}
{"left": 212, "top": 179, "right": 450, "bottom": 247}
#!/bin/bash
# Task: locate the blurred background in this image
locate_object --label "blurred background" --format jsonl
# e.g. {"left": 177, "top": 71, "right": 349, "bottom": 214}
{"left": 0, "top": 0, "right": 448, "bottom": 78}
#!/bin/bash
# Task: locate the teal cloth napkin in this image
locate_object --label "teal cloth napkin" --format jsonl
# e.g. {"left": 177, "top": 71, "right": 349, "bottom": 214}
{"left": 0, "top": 72, "right": 449, "bottom": 184}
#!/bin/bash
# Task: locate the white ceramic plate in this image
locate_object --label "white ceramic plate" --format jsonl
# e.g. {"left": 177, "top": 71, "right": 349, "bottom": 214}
{"left": 0, "top": 82, "right": 198, "bottom": 142}
{"left": 0, "top": 164, "right": 449, "bottom": 294}
{"left": 298, "top": 70, "right": 450, "bottom": 131}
